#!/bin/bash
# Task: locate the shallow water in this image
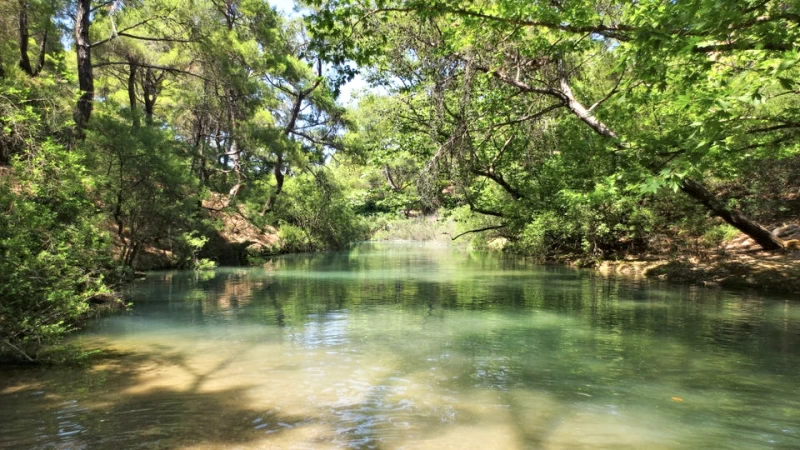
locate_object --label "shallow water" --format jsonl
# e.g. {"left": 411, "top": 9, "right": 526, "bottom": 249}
{"left": 2, "top": 242, "right": 800, "bottom": 449}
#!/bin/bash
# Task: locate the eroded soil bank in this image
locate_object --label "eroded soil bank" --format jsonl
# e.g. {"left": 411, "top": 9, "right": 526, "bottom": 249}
{"left": 597, "top": 251, "right": 800, "bottom": 295}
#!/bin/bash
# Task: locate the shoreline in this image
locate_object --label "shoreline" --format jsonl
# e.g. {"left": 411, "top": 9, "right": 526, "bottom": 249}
{"left": 591, "top": 252, "right": 800, "bottom": 296}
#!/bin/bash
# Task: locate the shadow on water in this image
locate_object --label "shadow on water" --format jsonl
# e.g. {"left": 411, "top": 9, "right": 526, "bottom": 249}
{"left": 3, "top": 243, "right": 800, "bottom": 449}
{"left": 0, "top": 348, "right": 319, "bottom": 450}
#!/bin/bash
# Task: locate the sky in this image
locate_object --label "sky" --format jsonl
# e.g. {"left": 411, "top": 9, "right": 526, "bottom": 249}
{"left": 270, "top": 0, "right": 369, "bottom": 105}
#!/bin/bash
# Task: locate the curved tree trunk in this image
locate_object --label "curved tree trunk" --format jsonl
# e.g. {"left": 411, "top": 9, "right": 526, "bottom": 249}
{"left": 18, "top": 1, "right": 48, "bottom": 77}
{"left": 260, "top": 152, "right": 284, "bottom": 215}
{"left": 384, "top": 166, "right": 401, "bottom": 192}
{"left": 679, "top": 178, "right": 784, "bottom": 250}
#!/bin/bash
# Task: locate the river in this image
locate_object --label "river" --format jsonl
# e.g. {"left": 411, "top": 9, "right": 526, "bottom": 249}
{"left": 2, "top": 242, "right": 799, "bottom": 449}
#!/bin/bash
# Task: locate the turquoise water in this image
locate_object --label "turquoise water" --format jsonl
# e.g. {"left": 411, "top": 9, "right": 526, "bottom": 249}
{"left": 2, "top": 242, "right": 799, "bottom": 449}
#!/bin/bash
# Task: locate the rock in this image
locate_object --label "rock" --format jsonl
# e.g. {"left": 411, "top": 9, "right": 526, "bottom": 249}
{"left": 87, "top": 293, "right": 126, "bottom": 312}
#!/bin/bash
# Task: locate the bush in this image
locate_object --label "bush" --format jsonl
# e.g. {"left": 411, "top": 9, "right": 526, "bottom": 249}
{"left": 702, "top": 224, "right": 739, "bottom": 248}
{"left": 81, "top": 112, "right": 200, "bottom": 268}
{"left": 277, "top": 222, "right": 316, "bottom": 253}
{"left": 0, "top": 145, "right": 112, "bottom": 361}
{"left": 272, "top": 170, "right": 369, "bottom": 251}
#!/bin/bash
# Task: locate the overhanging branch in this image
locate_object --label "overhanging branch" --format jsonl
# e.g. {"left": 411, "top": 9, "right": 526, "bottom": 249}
{"left": 451, "top": 224, "right": 507, "bottom": 241}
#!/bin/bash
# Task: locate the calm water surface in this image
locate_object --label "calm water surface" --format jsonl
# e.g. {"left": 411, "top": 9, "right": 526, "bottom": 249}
{"left": 2, "top": 242, "right": 800, "bottom": 449}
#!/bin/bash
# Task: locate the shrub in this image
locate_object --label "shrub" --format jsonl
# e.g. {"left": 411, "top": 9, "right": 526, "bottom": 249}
{"left": 273, "top": 170, "right": 369, "bottom": 251}
{"left": 0, "top": 145, "right": 112, "bottom": 361}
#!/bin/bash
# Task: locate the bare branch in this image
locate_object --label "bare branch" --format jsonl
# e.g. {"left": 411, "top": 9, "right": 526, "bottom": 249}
{"left": 451, "top": 224, "right": 507, "bottom": 241}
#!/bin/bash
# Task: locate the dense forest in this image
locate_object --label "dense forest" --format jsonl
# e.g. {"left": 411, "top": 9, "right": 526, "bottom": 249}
{"left": 1, "top": 0, "right": 799, "bottom": 360}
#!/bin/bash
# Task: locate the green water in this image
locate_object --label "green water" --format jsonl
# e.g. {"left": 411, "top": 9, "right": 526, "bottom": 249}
{"left": 2, "top": 243, "right": 800, "bottom": 449}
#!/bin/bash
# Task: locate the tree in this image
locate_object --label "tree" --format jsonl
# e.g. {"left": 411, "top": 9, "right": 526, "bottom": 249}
{"left": 309, "top": 0, "right": 800, "bottom": 250}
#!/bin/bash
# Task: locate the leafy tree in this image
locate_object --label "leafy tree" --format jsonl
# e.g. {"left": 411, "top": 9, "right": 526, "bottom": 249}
{"left": 309, "top": 0, "right": 800, "bottom": 252}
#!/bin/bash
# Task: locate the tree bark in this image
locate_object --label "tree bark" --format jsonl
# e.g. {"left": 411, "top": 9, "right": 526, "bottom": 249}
{"left": 18, "top": 1, "right": 34, "bottom": 75}
{"left": 141, "top": 67, "right": 164, "bottom": 124}
{"left": 74, "top": 0, "right": 93, "bottom": 132}
{"left": 34, "top": 27, "right": 47, "bottom": 75}
{"left": 471, "top": 168, "right": 523, "bottom": 200}
{"left": 261, "top": 86, "right": 308, "bottom": 214}
{"left": 127, "top": 60, "right": 139, "bottom": 127}
{"left": 451, "top": 224, "right": 507, "bottom": 241}
{"left": 679, "top": 178, "right": 785, "bottom": 250}
{"left": 384, "top": 166, "right": 401, "bottom": 192}
{"left": 260, "top": 63, "right": 324, "bottom": 215}
{"left": 261, "top": 152, "right": 284, "bottom": 215}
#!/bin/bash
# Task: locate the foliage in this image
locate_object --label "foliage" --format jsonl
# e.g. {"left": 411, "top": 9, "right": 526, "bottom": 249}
{"left": 0, "top": 145, "right": 111, "bottom": 361}
{"left": 2, "top": 0, "right": 800, "bottom": 360}
{"left": 80, "top": 111, "right": 202, "bottom": 267}
{"left": 273, "top": 170, "right": 370, "bottom": 251}
{"left": 310, "top": 0, "right": 800, "bottom": 258}
{"left": 181, "top": 231, "right": 217, "bottom": 271}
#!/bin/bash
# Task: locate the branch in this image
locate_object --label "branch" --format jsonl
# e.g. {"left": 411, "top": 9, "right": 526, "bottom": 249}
{"left": 556, "top": 61, "right": 626, "bottom": 148}
{"left": 90, "top": 16, "right": 166, "bottom": 48}
{"left": 692, "top": 41, "right": 794, "bottom": 53}
{"left": 451, "top": 224, "right": 507, "bottom": 241}
{"left": 115, "top": 32, "right": 197, "bottom": 44}
{"left": 90, "top": 0, "right": 117, "bottom": 14}
{"left": 92, "top": 61, "right": 209, "bottom": 81}
{"left": 489, "top": 135, "right": 515, "bottom": 168}
{"left": 474, "top": 64, "right": 564, "bottom": 99}
{"left": 468, "top": 203, "right": 505, "bottom": 218}
{"left": 589, "top": 71, "right": 625, "bottom": 112}
{"left": 748, "top": 122, "right": 800, "bottom": 133}
{"left": 2, "top": 338, "right": 35, "bottom": 362}
{"left": 430, "top": 6, "right": 634, "bottom": 41}
{"left": 289, "top": 129, "right": 344, "bottom": 150}
{"left": 491, "top": 103, "right": 564, "bottom": 129}
{"left": 472, "top": 168, "right": 523, "bottom": 200}
{"left": 730, "top": 134, "right": 795, "bottom": 152}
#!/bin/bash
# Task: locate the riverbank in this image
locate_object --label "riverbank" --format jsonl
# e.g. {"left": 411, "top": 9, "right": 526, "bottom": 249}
{"left": 595, "top": 251, "right": 800, "bottom": 296}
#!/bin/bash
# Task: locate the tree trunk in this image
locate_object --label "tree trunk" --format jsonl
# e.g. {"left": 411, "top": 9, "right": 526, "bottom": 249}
{"left": 142, "top": 68, "right": 162, "bottom": 124}
{"left": 74, "top": 0, "right": 93, "bottom": 132}
{"left": 261, "top": 152, "right": 285, "bottom": 215}
{"left": 33, "top": 27, "right": 47, "bottom": 75}
{"left": 680, "top": 178, "right": 785, "bottom": 250}
{"left": 384, "top": 166, "right": 401, "bottom": 192}
{"left": 127, "top": 61, "right": 139, "bottom": 127}
{"left": 18, "top": 1, "right": 34, "bottom": 75}
{"left": 260, "top": 88, "right": 308, "bottom": 215}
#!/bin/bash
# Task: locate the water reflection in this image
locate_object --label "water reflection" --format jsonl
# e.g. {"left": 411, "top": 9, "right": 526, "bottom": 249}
{"left": 1, "top": 242, "right": 799, "bottom": 449}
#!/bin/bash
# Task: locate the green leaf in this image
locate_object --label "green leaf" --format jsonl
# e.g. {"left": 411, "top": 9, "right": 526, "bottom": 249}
{"left": 778, "top": 77, "right": 796, "bottom": 91}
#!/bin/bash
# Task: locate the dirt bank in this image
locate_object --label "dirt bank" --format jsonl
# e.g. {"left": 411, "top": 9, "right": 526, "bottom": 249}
{"left": 597, "top": 251, "right": 800, "bottom": 295}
